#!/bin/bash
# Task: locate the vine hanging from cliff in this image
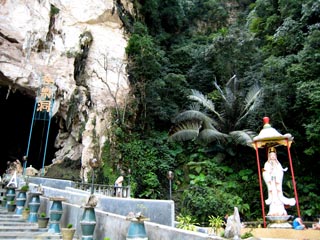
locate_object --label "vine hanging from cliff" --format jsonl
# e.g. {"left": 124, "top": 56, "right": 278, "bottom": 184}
{"left": 74, "top": 31, "right": 93, "bottom": 85}
{"left": 114, "top": 0, "right": 135, "bottom": 33}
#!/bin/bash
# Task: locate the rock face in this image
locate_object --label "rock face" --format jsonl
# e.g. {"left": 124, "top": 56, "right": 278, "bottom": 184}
{"left": 0, "top": 0, "right": 131, "bottom": 181}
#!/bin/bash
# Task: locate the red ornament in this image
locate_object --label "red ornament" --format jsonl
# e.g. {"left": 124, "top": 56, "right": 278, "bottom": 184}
{"left": 263, "top": 117, "right": 270, "bottom": 125}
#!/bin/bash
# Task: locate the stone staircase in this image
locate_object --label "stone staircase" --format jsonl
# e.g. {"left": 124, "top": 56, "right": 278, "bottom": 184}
{"left": 0, "top": 208, "right": 77, "bottom": 240}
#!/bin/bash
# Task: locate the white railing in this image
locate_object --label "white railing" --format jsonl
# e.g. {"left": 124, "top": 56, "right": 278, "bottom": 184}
{"left": 74, "top": 182, "right": 130, "bottom": 198}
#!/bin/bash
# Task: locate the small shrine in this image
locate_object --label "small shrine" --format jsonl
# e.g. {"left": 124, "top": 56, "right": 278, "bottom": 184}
{"left": 250, "top": 117, "right": 300, "bottom": 228}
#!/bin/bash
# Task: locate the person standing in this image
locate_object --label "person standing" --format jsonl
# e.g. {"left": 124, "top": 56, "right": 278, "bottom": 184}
{"left": 114, "top": 173, "right": 124, "bottom": 197}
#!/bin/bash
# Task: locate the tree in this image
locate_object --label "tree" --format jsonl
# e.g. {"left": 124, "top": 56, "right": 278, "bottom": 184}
{"left": 169, "top": 75, "right": 262, "bottom": 157}
{"left": 92, "top": 51, "right": 128, "bottom": 124}
{"left": 187, "top": 0, "right": 229, "bottom": 34}
{"left": 108, "top": 0, "right": 320, "bottom": 222}
{"left": 125, "top": 22, "right": 167, "bottom": 129}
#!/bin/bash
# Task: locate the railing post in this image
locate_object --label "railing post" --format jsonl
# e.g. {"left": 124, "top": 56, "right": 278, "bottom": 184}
{"left": 74, "top": 181, "right": 130, "bottom": 198}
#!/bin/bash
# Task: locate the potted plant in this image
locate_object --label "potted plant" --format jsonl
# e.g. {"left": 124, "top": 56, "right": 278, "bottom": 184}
{"left": 208, "top": 215, "right": 224, "bottom": 236}
{"left": 61, "top": 223, "right": 76, "bottom": 240}
{"left": 38, "top": 212, "right": 49, "bottom": 228}
{"left": 19, "top": 185, "right": 29, "bottom": 192}
{"left": 22, "top": 207, "right": 30, "bottom": 220}
{"left": 126, "top": 211, "right": 149, "bottom": 239}
{"left": 176, "top": 213, "right": 198, "bottom": 231}
{"left": 7, "top": 200, "right": 16, "bottom": 212}
{"left": 1, "top": 196, "right": 6, "bottom": 207}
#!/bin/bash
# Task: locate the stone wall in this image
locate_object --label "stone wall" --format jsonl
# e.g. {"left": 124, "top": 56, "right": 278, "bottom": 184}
{"left": 27, "top": 177, "right": 219, "bottom": 239}
{"left": 28, "top": 176, "right": 174, "bottom": 226}
{"left": 39, "top": 197, "right": 215, "bottom": 240}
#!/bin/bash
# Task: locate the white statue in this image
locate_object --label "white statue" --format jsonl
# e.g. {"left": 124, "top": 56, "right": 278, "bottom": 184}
{"left": 262, "top": 147, "right": 295, "bottom": 216}
{"left": 224, "top": 207, "right": 242, "bottom": 239}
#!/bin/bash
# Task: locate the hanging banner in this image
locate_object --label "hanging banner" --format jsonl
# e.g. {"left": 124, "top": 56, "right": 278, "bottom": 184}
{"left": 24, "top": 74, "right": 56, "bottom": 176}
{"left": 35, "top": 75, "right": 56, "bottom": 120}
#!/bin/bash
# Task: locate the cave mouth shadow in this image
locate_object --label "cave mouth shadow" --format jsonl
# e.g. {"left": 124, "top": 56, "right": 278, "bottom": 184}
{"left": 0, "top": 86, "right": 59, "bottom": 175}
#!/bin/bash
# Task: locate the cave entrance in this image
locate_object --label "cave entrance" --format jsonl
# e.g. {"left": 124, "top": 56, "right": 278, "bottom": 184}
{"left": 0, "top": 86, "right": 59, "bottom": 175}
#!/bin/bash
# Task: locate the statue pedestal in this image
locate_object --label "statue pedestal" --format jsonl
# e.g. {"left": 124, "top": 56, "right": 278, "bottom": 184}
{"left": 28, "top": 192, "right": 42, "bottom": 223}
{"left": 80, "top": 206, "right": 96, "bottom": 240}
{"left": 266, "top": 215, "right": 292, "bottom": 229}
{"left": 48, "top": 197, "right": 66, "bottom": 234}
{"left": 15, "top": 190, "right": 27, "bottom": 215}
{"left": 268, "top": 222, "right": 292, "bottom": 228}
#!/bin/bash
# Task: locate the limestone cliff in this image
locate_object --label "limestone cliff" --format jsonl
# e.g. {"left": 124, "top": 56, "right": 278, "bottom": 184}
{"left": 0, "top": 0, "right": 133, "bottom": 181}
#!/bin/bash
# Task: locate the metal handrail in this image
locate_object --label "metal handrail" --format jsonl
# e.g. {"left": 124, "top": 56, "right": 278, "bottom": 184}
{"left": 74, "top": 182, "right": 130, "bottom": 198}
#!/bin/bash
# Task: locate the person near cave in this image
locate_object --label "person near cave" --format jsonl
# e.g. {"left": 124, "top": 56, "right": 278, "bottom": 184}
{"left": 114, "top": 171, "right": 124, "bottom": 197}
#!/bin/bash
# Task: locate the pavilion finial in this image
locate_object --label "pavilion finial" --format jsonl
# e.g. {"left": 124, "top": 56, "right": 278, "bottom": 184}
{"left": 263, "top": 116, "right": 269, "bottom": 124}
{"left": 263, "top": 117, "right": 271, "bottom": 128}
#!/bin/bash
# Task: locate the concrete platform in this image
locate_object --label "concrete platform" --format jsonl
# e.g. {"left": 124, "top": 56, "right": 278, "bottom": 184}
{"left": 241, "top": 228, "right": 320, "bottom": 240}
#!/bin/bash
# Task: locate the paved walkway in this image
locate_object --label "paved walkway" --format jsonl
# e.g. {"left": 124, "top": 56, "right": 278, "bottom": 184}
{"left": 241, "top": 227, "right": 320, "bottom": 240}
{"left": 0, "top": 207, "right": 77, "bottom": 239}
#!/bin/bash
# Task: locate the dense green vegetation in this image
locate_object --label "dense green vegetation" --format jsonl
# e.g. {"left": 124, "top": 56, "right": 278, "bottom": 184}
{"left": 100, "top": 0, "right": 320, "bottom": 224}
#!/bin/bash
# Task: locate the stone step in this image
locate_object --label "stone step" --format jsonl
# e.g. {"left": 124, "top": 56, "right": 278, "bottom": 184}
{"left": 0, "top": 225, "right": 43, "bottom": 231}
{"left": 0, "top": 222, "right": 37, "bottom": 226}
{"left": 0, "top": 215, "right": 26, "bottom": 222}
{"left": 0, "top": 209, "right": 78, "bottom": 239}
{"left": 0, "top": 231, "right": 61, "bottom": 239}
{"left": 0, "top": 220, "right": 35, "bottom": 226}
{"left": 0, "top": 218, "right": 26, "bottom": 222}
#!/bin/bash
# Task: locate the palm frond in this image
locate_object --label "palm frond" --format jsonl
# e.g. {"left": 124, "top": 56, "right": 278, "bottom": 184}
{"left": 224, "top": 88, "right": 235, "bottom": 110}
{"left": 173, "top": 109, "right": 215, "bottom": 125}
{"left": 236, "top": 85, "right": 262, "bottom": 125}
{"left": 169, "top": 120, "right": 202, "bottom": 141}
{"left": 198, "top": 128, "right": 228, "bottom": 144}
{"left": 229, "top": 130, "right": 256, "bottom": 146}
{"left": 201, "top": 120, "right": 217, "bottom": 130}
{"left": 213, "top": 81, "right": 227, "bottom": 102}
{"left": 225, "top": 75, "right": 238, "bottom": 103}
{"left": 189, "top": 89, "right": 215, "bottom": 111}
{"left": 244, "top": 84, "right": 262, "bottom": 112}
{"left": 169, "top": 129, "right": 200, "bottom": 142}
{"left": 225, "top": 74, "right": 237, "bottom": 88}
{"left": 188, "top": 103, "right": 201, "bottom": 111}
{"left": 189, "top": 89, "right": 223, "bottom": 121}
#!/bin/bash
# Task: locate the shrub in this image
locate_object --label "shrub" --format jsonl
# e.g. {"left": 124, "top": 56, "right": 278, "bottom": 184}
{"left": 20, "top": 185, "right": 29, "bottom": 191}
{"left": 208, "top": 215, "right": 224, "bottom": 234}
{"left": 176, "top": 214, "right": 198, "bottom": 231}
{"left": 39, "top": 212, "right": 46, "bottom": 218}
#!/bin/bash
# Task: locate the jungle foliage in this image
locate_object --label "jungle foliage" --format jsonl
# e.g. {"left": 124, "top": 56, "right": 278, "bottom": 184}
{"left": 99, "top": 0, "right": 320, "bottom": 224}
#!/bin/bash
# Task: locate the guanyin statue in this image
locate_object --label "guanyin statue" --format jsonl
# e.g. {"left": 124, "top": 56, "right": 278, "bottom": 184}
{"left": 262, "top": 147, "right": 296, "bottom": 216}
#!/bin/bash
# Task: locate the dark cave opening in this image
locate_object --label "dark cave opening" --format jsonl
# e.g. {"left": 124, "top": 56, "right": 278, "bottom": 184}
{"left": 0, "top": 87, "right": 59, "bottom": 175}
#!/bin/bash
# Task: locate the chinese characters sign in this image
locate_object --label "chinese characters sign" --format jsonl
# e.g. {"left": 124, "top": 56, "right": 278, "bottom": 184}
{"left": 36, "top": 75, "right": 55, "bottom": 120}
